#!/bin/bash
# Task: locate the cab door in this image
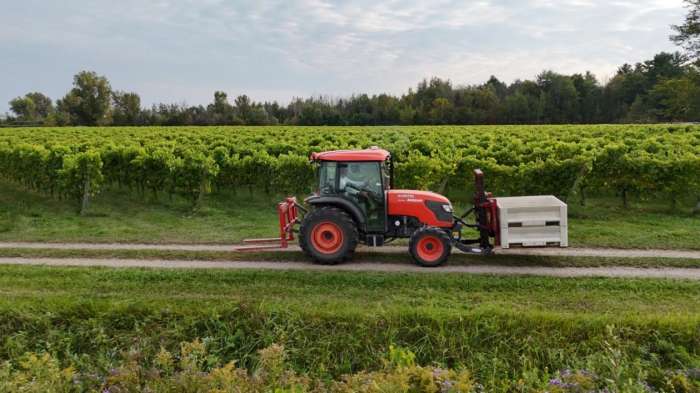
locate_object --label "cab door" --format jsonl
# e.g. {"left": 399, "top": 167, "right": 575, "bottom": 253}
{"left": 336, "top": 162, "right": 386, "bottom": 232}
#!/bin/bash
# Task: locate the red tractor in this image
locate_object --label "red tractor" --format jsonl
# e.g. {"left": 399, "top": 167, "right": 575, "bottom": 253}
{"left": 249, "top": 147, "right": 499, "bottom": 267}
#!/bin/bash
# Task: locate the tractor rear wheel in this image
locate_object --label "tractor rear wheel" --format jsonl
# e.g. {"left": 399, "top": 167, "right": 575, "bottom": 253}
{"left": 299, "top": 206, "right": 358, "bottom": 264}
{"left": 409, "top": 227, "right": 452, "bottom": 267}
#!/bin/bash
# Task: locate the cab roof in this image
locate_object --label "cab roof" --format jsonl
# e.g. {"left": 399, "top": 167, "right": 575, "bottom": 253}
{"left": 310, "top": 148, "right": 390, "bottom": 162}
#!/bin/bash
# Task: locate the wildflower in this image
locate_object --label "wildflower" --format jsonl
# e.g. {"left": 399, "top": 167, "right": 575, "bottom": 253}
{"left": 549, "top": 378, "right": 564, "bottom": 386}
{"left": 441, "top": 379, "right": 454, "bottom": 393}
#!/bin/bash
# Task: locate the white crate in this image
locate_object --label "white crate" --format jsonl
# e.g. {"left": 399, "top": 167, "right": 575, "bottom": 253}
{"left": 496, "top": 195, "right": 567, "bottom": 248}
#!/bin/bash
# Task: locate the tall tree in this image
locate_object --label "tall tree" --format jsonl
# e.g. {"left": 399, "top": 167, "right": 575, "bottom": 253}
{"left": 57, "top": 71, "right": 113, "bottom": 125}
{"left": 537, "top": 71, "right": 579, "bottom": 123}
{"left": 207, "top": 91, "right": 235, "bottom": 124}
{"left": 234, "top": 94, "right": 252, "bottom": 123}
{"left": 485, "top": 76, "right": 508, "bottom": 100}
{"left": 671, "top": 0, "right": 700, "bottom": 61}
{"left": 112, "top": 91, "right": 141, "bottom": 125}
{"left": 9, "top": 92, "right": 53, "bottom": 122}
{"left": 572, "top": 72, "right": 602, "bottom": 123}
{"left": 649, "top": 70, "right": 700, "bottom": 121}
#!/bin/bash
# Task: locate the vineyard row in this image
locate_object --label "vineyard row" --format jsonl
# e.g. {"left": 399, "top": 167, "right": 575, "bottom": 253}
{"left": 1, "top": 125, "right": 699, "bottom": 213}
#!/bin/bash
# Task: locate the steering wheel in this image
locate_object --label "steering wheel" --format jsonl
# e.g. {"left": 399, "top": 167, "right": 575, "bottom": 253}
{"left": 347, "top": 183, "right": 380, "bottom": 200}
{"left": 345, "top": 183, "right": 362, "bottom": 192}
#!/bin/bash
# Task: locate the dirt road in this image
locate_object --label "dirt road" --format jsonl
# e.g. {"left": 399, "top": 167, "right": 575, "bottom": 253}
{"left": 1, "top": 257, "right": 698, "bottom": 280}
{"left": 1, "top": 241, "right": 699, "bottom": 259}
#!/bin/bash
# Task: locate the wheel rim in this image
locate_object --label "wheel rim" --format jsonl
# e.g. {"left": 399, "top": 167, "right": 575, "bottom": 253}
{"left": 416, "top": 235, "right": 444, "bottom": 263}
{"left": 310, "top": 221, "right": 344, "bottom": 254}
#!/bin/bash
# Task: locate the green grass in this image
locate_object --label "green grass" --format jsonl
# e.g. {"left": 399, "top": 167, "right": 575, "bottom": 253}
{"left": 0, "top": 265, "right": 698, "bottom": 391}
{"left": 565, "top": 196, "right": 700, "bottom": 250}
{"left": 0, "top": 247, "right": 699, "bottom": 268}
{"left": 0, "top": 179, "right": 699, "bottom": 249}
{"left": 0, "top": 181, "right": 279, "bottom": 243}
{"left": 2, "top": 264, "right": 698, "bottom": 317}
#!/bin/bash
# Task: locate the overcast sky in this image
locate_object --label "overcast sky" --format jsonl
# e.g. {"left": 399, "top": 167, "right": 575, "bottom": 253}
{"left": 0, "top": 0, "right": 688, "bottom": 113}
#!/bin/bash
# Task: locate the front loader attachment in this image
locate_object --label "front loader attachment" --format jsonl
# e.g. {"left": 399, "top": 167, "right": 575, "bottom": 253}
{"left": 240, "top": 197, "right": 301, "bottom": 251}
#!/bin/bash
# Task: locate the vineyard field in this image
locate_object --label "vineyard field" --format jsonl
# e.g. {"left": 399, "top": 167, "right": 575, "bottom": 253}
{"left": 1, "top": 125, "right": 700, "bottom": 213}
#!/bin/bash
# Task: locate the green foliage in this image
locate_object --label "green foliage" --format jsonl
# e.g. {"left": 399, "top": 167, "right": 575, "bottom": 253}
{"left": 0, "top": 353, "right": 76, "bottom": 393}
{"left": 129, "top": 146, "right": 174, "bottom": 198}
{"left": 0, "top": 342, "right": 478, "bottom": 393}
{"left": 171, "top": 149, "right": 220, "bottom": 208}
{"left": 8, "top": 92, "right": 54, "bottom": 123}
{"left": 4, "top": 341, "right": 695, "bottom": 392}
{"left": 274, "top": 154, "right": 315, "bottom": 195}
{"left": 236, "top": 150, "right": 277, "bottom": 194}
{"left": 671, "top": 0, "right": 700, "bottom": 61}
{"left": 7, "top": 49, "right": 700, "bottom": 127}
{"left": 0, "top": 265, "right": 699, "bottom": 392}
{"left": 56, "top": 70, "right": 112, "bottom": 126}
{"left": 111, "top": 91, "right": 142, "bottom": 125}
{"left": 57, "top": 150, "right": 104, "bottom": 212}
{"left": 395, "top": 150, "right": 456, "bottom": 191}
{"left": 1, "top": 125, "right": 700, "bottom": 212}
{"left": 0, "top": 313, "right": 697, "bottom": 392}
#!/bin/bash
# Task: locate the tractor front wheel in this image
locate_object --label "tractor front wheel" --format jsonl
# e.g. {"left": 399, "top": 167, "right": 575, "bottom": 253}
{"left": 409, "top": 227, "right": 452, "bottom": 267}
{"left": 299, "top": 206, "right": 358, "bottom": 264}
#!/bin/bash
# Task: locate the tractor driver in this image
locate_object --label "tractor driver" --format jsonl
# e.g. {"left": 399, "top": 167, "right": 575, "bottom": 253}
{"left": 338, "top": 163, "right": 381, "bottom": 219}
{"left": 339, "top": 163, "right": 369, "bottom": 197}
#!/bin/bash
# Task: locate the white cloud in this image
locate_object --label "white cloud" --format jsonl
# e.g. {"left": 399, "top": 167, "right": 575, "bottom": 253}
{"left": 0, "top": 0, "right": 688, "bottom": 112}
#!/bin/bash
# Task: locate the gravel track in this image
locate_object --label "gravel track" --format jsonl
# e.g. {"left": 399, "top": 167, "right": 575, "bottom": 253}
{"left": 1, "top": 257, "right": 699, "bottom": 280}
{"left": 1, "top": 241, "right": 700, "bottom": 259}
{"left": 1, "top": 241, "right": 699, "bottom": 279}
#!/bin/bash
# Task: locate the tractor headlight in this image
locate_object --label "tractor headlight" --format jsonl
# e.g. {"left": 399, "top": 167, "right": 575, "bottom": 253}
{"left": 441, "top": 204, "right": 453, "bottom": 213}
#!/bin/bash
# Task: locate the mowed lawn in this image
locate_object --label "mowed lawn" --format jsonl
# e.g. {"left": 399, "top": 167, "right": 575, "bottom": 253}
{"left": 0, "top": 180, "right": 698, "bottom": 249}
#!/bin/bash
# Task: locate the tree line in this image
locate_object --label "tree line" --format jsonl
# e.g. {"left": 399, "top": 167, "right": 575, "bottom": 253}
{"left": 4, "top": 1, "right": 700, "bottom": 127}
{"left": 2, "top": 53, "right": 696, "bottom": 127}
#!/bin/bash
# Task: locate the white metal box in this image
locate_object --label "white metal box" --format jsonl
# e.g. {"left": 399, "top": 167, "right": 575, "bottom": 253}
{"left": 496, "top": 195, "right": 568, "bottom": 248}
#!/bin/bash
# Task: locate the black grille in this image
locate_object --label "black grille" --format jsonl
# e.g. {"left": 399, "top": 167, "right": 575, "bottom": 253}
{"left": 425, "top": 200, "right": 452, "bottom": 222}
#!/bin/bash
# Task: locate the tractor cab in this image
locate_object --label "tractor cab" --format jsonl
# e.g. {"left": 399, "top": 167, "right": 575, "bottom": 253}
{"left": 309, "top": 147, "right": 391, "bottom": 234}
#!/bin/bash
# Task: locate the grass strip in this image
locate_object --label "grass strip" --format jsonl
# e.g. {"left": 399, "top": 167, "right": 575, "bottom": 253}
{"left": 0, "top": 264, "right": 698, "bottom": 391}
{"left": 0, "top": 247, "right": 698, "bottom": 268}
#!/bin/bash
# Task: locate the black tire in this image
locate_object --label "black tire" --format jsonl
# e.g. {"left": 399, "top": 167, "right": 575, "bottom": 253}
{"left": 409, "top": 227, "right": 452, "bottom": 267}
{"left": 299, "top": 206, "right": 359, "bottom": 264}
